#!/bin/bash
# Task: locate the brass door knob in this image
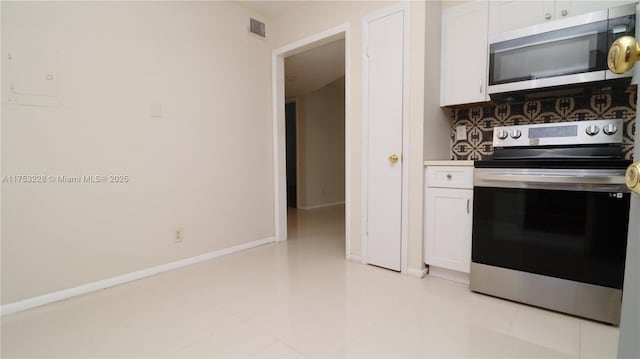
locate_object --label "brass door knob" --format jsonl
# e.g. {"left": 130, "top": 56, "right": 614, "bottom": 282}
{"left": 389, "top": 154, "right": 399, "bottom": 164}
{"left": 626, "top": 162, "right": 640, "bottom": 195}
{"left": 608, "top": 36, "right": 640, "bottom": 74}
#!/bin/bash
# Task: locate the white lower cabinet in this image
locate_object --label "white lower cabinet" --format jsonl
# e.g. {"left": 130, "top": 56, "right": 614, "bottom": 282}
{"left": 424, "top": 188, "right": 473, "bottom": 273}
{"left": 424, "top": 164, "right": 473, "bottom": 282}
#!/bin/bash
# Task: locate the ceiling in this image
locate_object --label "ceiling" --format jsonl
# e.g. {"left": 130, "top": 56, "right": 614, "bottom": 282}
{"left": 284, "top": 38, "right": 345, "bottom": 97}
{"left": 240, "top": 1, "right": 302, "bottom": 19}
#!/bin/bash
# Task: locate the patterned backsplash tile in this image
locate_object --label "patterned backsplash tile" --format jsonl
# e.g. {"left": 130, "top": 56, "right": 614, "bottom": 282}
{"left": 450, "top": 89, "right": 637, "bottom": 160}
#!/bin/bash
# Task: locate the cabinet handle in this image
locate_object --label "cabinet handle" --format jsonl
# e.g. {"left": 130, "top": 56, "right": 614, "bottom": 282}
{"left": 479, "top": 78, "right": 483, "bottom": 93}
{"left": 545, "top": 13, "right": 552, "bottom": 20}
{"left": 561, "top": 9, "right": 568, "bottom": 16}
{"left": 467, "top": 199, "right": 470, "bottom": 214}
{"left": 447, "top": 174, "right": 452, "bottom": 180}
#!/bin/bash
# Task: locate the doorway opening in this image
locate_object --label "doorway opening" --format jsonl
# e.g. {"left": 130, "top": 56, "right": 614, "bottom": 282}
{"left": 272, "top": 24, "right": 351, "bottom": 258}
{"left": 284, "top": 39, "right": 346, "bottom": 249}
{"left": 285, "top": 101, "right": 297, "bottom": 208}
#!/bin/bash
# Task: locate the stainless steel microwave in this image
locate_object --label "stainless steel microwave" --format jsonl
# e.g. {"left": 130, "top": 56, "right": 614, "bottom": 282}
{"left": 488, "top": 3, "right": 637, "bottom": 99}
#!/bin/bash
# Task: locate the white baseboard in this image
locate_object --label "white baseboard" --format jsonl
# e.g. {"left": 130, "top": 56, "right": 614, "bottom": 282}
{"left": 298, "top": 201, "right": 345, "bottom": 210}
{"left": 404, "top": 267, "right": 428, "bottom": 278}
{"left": 347, "top": 254, "right": 368, "bottom": 265}
{"left": 1, "top": 236, "right": 275, "bottom": 316}
{"left": 428, "top": 266, "right": 470, "bottom": 285}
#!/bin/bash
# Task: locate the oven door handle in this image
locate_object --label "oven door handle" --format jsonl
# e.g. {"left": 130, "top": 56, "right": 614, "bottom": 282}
{"left": 477, "top": 173, "right": 626, "bottom": 184}
{"left": 475, "top": 173, "right": 630, "bottom": 192}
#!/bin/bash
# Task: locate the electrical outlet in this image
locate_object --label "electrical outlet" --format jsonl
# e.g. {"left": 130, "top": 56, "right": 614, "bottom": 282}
{"left": 174, "top": 228, "right": 183, "bottom": 243}
{"left": 456, "top": 125, "right": 468, "bottom": 141}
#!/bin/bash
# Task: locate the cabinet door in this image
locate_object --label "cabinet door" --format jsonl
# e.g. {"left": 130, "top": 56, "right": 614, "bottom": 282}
{"left": 555, "top": 1, "right": 635, "bottom": 19}
{"left": 488, "top": 1, "right": 556, "bottom": 38}
{"left": 424, "top": 188, "right": 473, "bottom": 273}
{"left": 441, "top": 1, "right": 489, "bottom": 106}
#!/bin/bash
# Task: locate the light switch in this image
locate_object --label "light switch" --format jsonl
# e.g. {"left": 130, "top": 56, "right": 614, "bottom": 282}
{"left": 456, "top": 125, "right": 467, "bottom": 141}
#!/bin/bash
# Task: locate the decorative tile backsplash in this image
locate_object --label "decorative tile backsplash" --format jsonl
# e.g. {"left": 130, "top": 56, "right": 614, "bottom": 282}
{"left": 450, "top": 89, "right": 637, "bottom": 160}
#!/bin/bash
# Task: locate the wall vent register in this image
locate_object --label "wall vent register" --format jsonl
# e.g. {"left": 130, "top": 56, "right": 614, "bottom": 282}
{"left": 249, "top": 18, "right": 266, "bottom": 38}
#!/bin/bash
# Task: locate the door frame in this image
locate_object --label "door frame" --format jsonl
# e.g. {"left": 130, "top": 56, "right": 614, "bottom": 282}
{"left": 360, "top": 2, "right": 411, "bottom": 272}
{"left": 271, "top": 24, "right": 351, "bottom": 254}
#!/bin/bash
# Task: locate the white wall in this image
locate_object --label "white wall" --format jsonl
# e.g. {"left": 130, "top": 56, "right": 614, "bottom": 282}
{"left": 1, "top": 1, "right": 274, "bottom": 303}
{"left": 408, "top": 0, "right": 452, "bottom": 270}
{"left": 423, "top": 1, "right": 453, "bottom": 163}
{"left": 297, "top": 78, "right": 345, "bottom": 208}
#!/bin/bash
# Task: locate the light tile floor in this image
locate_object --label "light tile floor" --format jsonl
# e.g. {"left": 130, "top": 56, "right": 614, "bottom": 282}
{"left": 1, "top": 206, "right": 620, "bottom": 358}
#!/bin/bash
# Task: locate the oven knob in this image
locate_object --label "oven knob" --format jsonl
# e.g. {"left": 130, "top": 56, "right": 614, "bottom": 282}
{"left": 603, "top": 123, "right": 618, "bottom": 135}
{"left": 510, "top": 129, "right": 522, "bottom": 139}
{"left": 497, "top": 130, "right": 508, "bottom": 140}
{"left": 585, "top": 125, "right": 600, "bottom": 136}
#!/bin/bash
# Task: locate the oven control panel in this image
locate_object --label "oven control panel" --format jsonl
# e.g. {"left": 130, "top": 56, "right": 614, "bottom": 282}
{"left": 493, "top": 119, "right": 624, "bottom": 147}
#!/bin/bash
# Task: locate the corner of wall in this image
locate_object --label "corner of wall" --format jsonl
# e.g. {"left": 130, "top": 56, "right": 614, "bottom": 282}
{"left": 423, "top": 0, "right": 451, "bottom": 162}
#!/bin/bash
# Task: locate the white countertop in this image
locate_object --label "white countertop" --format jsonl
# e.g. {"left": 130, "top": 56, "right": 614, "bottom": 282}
{"left": 424, "top": 160, "right": 474, "bottom": 166}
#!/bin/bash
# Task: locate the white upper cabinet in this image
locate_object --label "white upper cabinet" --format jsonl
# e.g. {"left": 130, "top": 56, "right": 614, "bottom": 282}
{"left": 555, "top": 1, "right": 636, "bottom": 19}
{"left": 440, "top": 1, "right": 489, "bottom": 107}
{"left": 488, "top": 1, "right": 555, "bottom": 38}
{"left": 489, "top": 1, "right": 637, "bottom": 38}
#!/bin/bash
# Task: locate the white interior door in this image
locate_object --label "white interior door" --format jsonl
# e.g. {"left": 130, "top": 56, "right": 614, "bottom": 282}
{"left": 617, "top": 9, "right": 639, "bottom": 356}
{"left": 617, "top": 93, "right": 640, "bottom": 359}
{"left": 364, "top": 8, "right": 404, "bottom": 271}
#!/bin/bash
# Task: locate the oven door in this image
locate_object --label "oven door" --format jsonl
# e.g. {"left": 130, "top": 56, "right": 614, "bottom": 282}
{"left": 472, "top": 168, "right": 630, "bottom": 289}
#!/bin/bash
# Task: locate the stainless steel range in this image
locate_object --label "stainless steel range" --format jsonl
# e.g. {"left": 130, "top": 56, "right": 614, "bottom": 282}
{"left": 471, "top": 119, "right": 631, "bottom": 325}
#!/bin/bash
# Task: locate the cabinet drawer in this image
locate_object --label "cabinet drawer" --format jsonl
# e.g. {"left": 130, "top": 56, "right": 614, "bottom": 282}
{"left": 426, "top": 166, "right": 473, "bottom": 189}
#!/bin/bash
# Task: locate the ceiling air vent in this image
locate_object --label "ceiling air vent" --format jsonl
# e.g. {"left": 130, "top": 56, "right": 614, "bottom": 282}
{"left": 249, "top": 18, "right": 266, "bottom": 38}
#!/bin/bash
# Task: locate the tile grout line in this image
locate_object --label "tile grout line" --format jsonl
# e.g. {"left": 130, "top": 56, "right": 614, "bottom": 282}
{"left": 276, "top": 339, "right": 307, "bottom": 358}
{"left": 170, "top": 315, "right": 247, "bottom": 355}
{"left": 499, "top": 305, "right": 520, "bottom": 358}
{"left": 578, "top": 320, "right": 583, "bottom": 358}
